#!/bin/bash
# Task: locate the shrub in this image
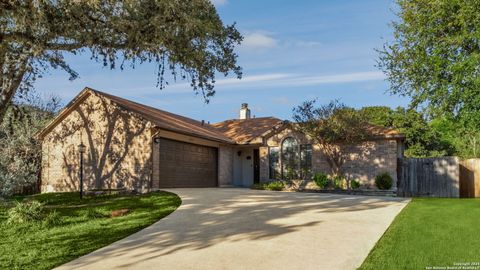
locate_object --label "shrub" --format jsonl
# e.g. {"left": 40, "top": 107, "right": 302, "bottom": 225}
{"left": 313, "top": 173, "right": 330, "bottom": 189}
{"left": 375, "top": 172, "right": 393, "bottom": 190}
{"left": 265, "top": 181, "right": 285, "bottom": 191}
{"left": 250, "top": 183, "right": 265, "bottom": 190}
{"left": 43, "top": 211, "right": 62, "bottom": 227}
{"left": 332, "top": 175, "right": 345, "bottom": 189}
{"left": 7, "top": 201, "right": 44, "bottom": 225}
{"left": 350, "top": 179, "right": 360, "bottom": 190}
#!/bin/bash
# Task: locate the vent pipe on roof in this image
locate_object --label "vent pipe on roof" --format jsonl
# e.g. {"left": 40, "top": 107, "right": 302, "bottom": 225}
{"left": 239, "top": 103, "right": 251, "bottom": 120}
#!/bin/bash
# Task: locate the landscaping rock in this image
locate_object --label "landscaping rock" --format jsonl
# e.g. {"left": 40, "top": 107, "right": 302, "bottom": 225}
{"left": 110, "top": 208, "right": 130, "bottom": 217}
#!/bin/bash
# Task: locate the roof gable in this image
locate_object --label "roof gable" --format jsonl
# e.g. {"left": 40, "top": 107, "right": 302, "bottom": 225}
{"left": 37, "top": 87, "right": 234, "bottom": 144}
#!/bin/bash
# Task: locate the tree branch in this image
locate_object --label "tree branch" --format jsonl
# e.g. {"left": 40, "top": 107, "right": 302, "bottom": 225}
{"left": 45, "top": 42, "right": 84, "bottom": 51}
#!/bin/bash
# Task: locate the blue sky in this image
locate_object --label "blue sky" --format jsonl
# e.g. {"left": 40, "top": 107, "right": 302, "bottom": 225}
{"left": 34, "top": 0, "right": 409, "bottom": 123}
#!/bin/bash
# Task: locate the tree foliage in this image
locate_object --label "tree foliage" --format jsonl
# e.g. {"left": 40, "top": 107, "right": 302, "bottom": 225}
{"left": 378, "top": 0, "right": 480, "bottom": 156}
{"left": 292, "top": 100, "right": 369, "bottom": 176}
{"left": 0, "top": 91, "right": 60, "bottom": 196}
{"left": 360, "top": 106, "right": 454, "bottom": 157}
{"left": 379, "top": 0, "right": 480, "bottom": 116}
{"left": 0, "top": 0, "right": 242, "bottom": 122}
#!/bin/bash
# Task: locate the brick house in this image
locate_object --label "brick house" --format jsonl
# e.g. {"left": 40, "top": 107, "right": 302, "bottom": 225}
{"left": 37, "top": 87, "right": 405, "bottom": 192}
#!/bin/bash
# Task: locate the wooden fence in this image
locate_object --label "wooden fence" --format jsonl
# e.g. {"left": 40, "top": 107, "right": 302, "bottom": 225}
{"left": 397, "top": 157, "right": 460, "bottom": 197}
{"left": 459, "top": 159, "right": 480, "bottom": 198}
{"left": 398, "top": 157, "right": 480, "bottom": 198}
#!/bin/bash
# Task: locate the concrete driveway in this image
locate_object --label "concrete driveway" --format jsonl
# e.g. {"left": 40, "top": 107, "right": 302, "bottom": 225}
{"left": 56, "top": 188, "right": 409, "bottom": 270}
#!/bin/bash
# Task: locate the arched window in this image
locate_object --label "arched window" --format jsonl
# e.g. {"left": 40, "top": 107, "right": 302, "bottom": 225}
{"left": 281, "top": 137, "right": 299, "bottom": 179}
{"left": 269, "top": 137, "right": 312, "bottom": 180}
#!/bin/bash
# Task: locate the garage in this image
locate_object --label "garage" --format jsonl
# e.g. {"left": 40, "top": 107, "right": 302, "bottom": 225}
{"left": 158, "top": 138, "right": 218, "bottom": 188}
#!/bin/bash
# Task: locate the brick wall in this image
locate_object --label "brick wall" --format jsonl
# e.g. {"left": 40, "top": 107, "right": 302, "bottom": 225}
{"left": 259, "top": 146, "right": 269, "bottom": 182}
{"left": 41, "top": 92, "right": 153, "bottom": 193}
{"left": 262, "top": 127, "right": 400, "bottom": 189}
{"left": 218, "top": 146, "right": 234, "bottom": 186}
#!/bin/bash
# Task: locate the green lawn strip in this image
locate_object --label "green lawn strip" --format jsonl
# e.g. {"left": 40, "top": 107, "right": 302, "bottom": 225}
{"left": 359, "top": 198, "right": 480, "bottom": 270}
{"left": 0, "top": 191, "right": 181, "bottom": 270}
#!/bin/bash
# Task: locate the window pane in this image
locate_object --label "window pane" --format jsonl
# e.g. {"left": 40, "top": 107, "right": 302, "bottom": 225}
{"left": 269, "top": 147, "right": 280, "bottom": 179}
{"left": 282, "top": 137, "right": 299, "bottom": 180}
{"left": 300, "top": 144, "right": 312, "bottom": 179}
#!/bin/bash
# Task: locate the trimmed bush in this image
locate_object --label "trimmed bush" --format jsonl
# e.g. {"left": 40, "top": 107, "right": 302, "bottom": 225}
{"left": 7, "top": 201, "right": 44, "bottom": 225}
{"left": 375, "top": 172, "right": 393, "bottom": 190}
{"left": 265, "top": 181, "right": 285, "bottom": 191}
{"left": 350, "top": 179, "right": 360, "bottom": 190}
{"left": 313, "top": 173, "right": 330, "bottom": 189}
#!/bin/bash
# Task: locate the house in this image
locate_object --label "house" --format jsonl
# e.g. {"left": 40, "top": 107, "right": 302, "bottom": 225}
{"left": 37, "top": 87, "right": 405, "bottom": 192}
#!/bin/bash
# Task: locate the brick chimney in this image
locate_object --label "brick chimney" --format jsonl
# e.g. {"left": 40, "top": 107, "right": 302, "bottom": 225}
{"left": 239, "top": 103, "right": 251, "bottom": 120}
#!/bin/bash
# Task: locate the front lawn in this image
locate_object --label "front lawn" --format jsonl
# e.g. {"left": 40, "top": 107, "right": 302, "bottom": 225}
{"left": 0, "top": 191, "right": 181, "bottom": 270}
{"left": 359, "top": 198, "right": 480, "bottom": 269}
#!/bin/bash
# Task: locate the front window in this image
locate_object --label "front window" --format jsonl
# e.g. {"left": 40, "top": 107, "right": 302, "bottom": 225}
{"left": 300, "top": 144, "right": 312, "bottom": 179}
{"left": 268, "top": 137, "right": 313, "bottom": 180}
{"left": 282, "top": 137, "right": 299, "bottom": 180}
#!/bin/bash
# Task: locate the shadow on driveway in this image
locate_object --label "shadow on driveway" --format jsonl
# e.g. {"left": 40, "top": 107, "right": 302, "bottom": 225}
{"left": 56, "top": 188, "right": 409, "bottom": 270}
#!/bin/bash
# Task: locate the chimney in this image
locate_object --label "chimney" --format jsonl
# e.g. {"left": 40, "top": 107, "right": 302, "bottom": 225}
{"left": 239, "top": 103, "right": 251, "bottom": 120}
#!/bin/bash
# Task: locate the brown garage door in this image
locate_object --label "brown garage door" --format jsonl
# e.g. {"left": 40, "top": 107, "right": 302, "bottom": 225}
{"left": 158, "top": 138, "right": 218, "bottom": 188}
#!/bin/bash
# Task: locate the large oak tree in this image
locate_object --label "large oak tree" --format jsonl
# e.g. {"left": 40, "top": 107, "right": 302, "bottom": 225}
{"left": 0, "top": 0, "right": 242, "bottom": 122}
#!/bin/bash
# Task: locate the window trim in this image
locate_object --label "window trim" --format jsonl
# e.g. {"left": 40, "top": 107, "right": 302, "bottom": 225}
{"left": 271, "top": 137, "right": 312, "bottom": 180}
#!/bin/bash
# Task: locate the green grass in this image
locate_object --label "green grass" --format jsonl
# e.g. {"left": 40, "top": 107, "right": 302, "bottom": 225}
{"left": 359, "top": 198, "right": 480, "bottom": 270}
{"left": 0, "top": 191, "right": 181, "bottom": 270}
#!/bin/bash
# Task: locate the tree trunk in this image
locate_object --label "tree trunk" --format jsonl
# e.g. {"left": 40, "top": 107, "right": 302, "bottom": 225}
{"left": 0, "top": 83, "right": 19, "bottom": 121}
{"left": 0, "top": 45, "right": 29, "bottom": 123}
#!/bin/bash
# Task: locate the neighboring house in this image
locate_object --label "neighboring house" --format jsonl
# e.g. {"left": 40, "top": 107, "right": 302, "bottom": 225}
{"left": 37, "top": 87, "right": 405, "bottom": 192}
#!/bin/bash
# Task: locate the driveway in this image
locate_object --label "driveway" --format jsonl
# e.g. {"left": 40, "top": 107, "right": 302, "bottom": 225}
{"left": 56, "top": 188, "right": 409, "bottom": 270}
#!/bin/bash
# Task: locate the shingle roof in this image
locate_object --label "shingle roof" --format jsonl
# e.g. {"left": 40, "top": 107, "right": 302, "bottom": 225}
{"left": 211, "top": 117, "right": 284, "bottom": 144}
{"left": 37, "top": 87, "right": 404, "bottom": 143}
{"left": 89, "top": 89, "right": 235, "bottom": 144}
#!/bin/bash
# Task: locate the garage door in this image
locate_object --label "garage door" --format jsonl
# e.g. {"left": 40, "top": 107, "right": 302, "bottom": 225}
{"left": 158, "top": 138, "right": 218, "bottom": 188}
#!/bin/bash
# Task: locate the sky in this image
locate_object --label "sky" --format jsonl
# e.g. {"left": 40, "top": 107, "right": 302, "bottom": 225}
{"left": 34, "top": 0, "right": 409, "bottom": 123}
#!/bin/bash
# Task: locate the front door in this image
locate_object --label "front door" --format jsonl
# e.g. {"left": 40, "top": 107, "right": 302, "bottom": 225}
{"left": 253, "top": 149, "right": 260, "bottom": 184}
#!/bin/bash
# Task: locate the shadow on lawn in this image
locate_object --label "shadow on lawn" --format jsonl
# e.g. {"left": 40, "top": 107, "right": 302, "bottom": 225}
{"left": 58, "top": 189, "right": 408, "bottom": 269}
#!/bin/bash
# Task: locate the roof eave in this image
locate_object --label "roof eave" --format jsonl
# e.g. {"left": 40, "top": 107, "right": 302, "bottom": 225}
{"left": 152, "top": 126, "right": 235, "bottom": 145}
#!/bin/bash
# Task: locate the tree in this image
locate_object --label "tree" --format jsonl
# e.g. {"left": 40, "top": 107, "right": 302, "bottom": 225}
{"left": 360, "top": 106, "right": 454, "bottom": 157}
{"left": 358, "top": 106, "right": 395, "bottom": 127}
{"left": 378, "top": 0, "right": 480, "bottom": 153}
{"left": 292, "top": 100, "right": 369, "bottom": 178}
{"left": 391, "top": 107, "right": 453, "bottom": 157}
{"left": 379, "top": 0, "right": 480, "bottom": 116}
{"left": 0, "top": 0, "right": 242, "bottom": 122}
{"left": 0, "top": 91, "right": 60, "bottom": 196}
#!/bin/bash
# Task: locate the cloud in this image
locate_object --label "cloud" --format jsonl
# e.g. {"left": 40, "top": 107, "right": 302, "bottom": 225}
{"left": 282, "top": 71, "right": 385, "bottom": 87}
{"left": 215, "top": 73, "right": 292, "bottom": 86}
{"left": 163, "top": 71, "right": 385, "bottom": 92}
{"left": 210, "top": 0, "right": 227, "bottom": 6}
{"left": 284, "top": 40, "right": 322, "bottom": 48}
{"left": 214, "top": 71, "right": 386, "bottom": 88}
{"left": 241, "top": 32, "right": 278, "bottom": 51}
